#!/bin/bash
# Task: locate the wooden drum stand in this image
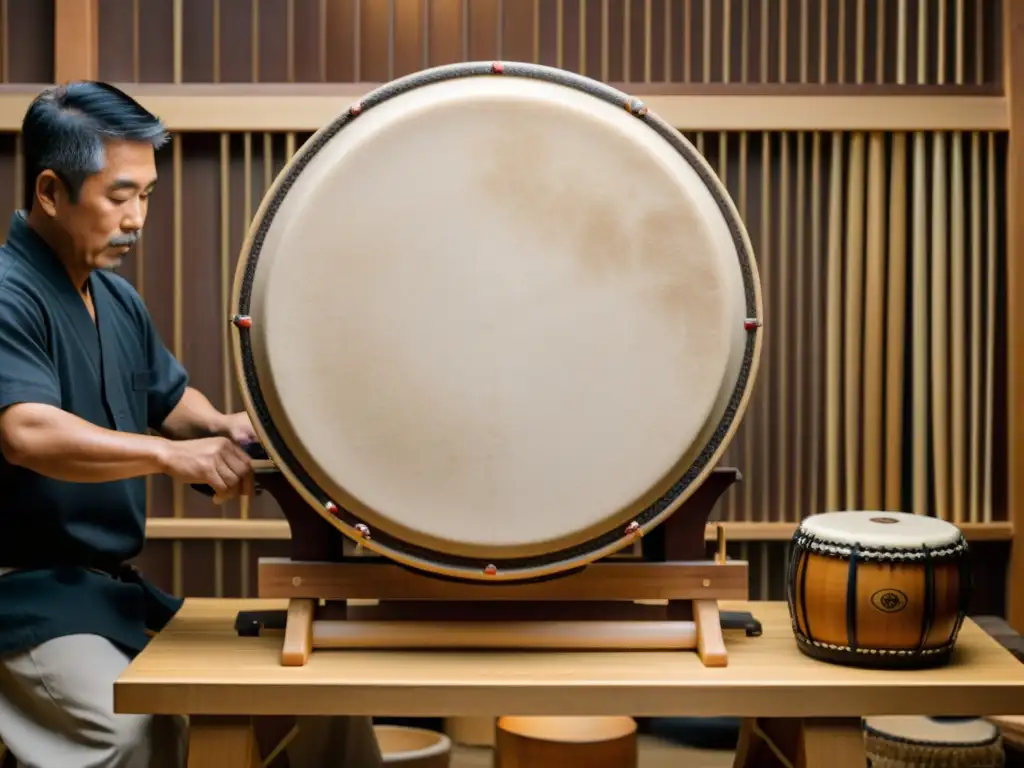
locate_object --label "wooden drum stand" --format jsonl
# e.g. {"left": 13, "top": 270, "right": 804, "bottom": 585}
{"left": 248, "top": 463, "right": 751, "bottom": 668}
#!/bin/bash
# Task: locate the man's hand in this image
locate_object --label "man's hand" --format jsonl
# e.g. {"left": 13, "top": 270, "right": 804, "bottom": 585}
{"left": 161, "top": 388, "right": 259, "bottom": 447}
{"left": 158, "top": 437, "right": 253, "bottom": 504}
{"left": 218, "top": 411, "right": 258, "bottom": 446}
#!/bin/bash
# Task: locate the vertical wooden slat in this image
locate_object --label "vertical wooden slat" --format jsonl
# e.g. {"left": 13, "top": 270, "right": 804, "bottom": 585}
{"left": 862, "top": 130, "right": 885, "bottom": 508}
{"left": 968, "top": 128, "right": 982, "bottom": 525}
{"left": 779, "top": 0, "right": 787, "bottom": 84}
{"left": 825, "top": 131, "right": 843, "bottom": 511}
{"left": 837, "top": 0, "right": 846, "bottom": 84}
{"left": 794, "top": 128, "right": 806, "bottom": 521}
{"left": 720, "top": 0, "right": 730, "bottom": 83}
{"left": 739, "top": 130, "right": 754, "bottom": 520}
{"left": 931, "top": 132, "right": 950, "bottom": 520}
{"left": 172, "top": 0, "right": 182, "bottom": 84}
{"left": 885, "top": 132, "right": 907, "bottom": 512}
{"left": 760, "top": 130, "right": 772, "bottom": 519}
{"left": 681, "top": 0, "right": 690, "bottom": 83}
{"left": 875, "top": 0, "right": 885, "bottom": 83}
{"left": 778, "top": 131, "right": 789, "bottom": 520}
{"left": 843, "top": 131, "right": 866, "bottom": 511}
{"left": 760, "top": 0, "right": 768, "bottom": 83}
{"left": 950, "top": 119, "right": 966, "bottom": 525}
{"left": 910, "top": 2, "right": 928, "bottom": 517}
{"left": 809, "top": 130, "right": 823, "bottom": 516}
{"left": 818, "top": 0, "right": 827, "bottom": 84}
{"left": 983, "top": 130, "right": 996, "bottom": 526}
{"left": 1004, "top": 0, "right": 1024, "bottom": 632}
{"left": 54, "top": 0, "right": 99, "bottom": 82}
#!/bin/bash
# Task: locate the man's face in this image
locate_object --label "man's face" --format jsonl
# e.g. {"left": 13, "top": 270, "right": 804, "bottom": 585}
{"left": 49, "top": 140, "right": 158, "bottom": 271}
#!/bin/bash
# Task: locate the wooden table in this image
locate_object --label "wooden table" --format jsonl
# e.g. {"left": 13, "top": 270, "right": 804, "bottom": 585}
{"left": 114, "top": 599, "right": 1024, "bottom": 768}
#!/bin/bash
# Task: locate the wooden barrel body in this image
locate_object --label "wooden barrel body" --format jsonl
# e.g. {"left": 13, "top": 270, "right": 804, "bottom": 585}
{"left": 786, "top": 511, "right": 971, "bottom": 669}
{"left": 495, "top": 716, "right": 637, "bottom": 768}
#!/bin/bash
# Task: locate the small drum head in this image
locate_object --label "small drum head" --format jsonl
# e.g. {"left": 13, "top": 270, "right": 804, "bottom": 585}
{"left": 799, "top": 511, "right": 963, "bottom": 550}
{"left": 233, "top": 62, "right": 762, "bottom": 581}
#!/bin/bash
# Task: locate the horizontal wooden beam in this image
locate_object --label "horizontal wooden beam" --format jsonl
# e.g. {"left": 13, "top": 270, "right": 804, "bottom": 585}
{"left": 144, "top": 517, "right": 1014, "bottom": 542}
{"left": 259, "top": 558, "right": 749, "bottom": 601}
{"left": 0, "top": 86, "right": 1008, "bottom": 132}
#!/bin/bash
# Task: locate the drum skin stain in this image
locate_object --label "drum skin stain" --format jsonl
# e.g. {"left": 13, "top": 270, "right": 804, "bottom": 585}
{"left": 475, "top": 110, "right": 723, "bottom": 329}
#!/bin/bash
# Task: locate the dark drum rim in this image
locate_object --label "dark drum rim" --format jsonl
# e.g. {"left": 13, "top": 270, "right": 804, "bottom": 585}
{"left": 792, "top": 631, "right": 959, "bottom": 670}
{"left": 232, "top": 60, "right": 762, "bottom": 582}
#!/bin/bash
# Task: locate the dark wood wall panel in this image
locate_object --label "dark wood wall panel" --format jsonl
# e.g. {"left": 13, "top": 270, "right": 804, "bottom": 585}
{"left": 92, "top": 0, "right": 1002, "bottom": 88}
{"left": 1, "top": 0, "right": 54, "bottom": 83}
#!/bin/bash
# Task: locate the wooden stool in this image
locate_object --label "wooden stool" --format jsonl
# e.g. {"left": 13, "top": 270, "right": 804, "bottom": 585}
{"left": 495, "top": 716, "right": 637, "bottom": 767}
{"left": 373, "top": 725, "right": 452, "bottom": 767}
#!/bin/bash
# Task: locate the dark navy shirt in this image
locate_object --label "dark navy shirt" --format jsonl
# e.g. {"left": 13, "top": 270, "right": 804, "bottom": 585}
{"left": 0, "top": 211, "right": 185, "bottom": 656}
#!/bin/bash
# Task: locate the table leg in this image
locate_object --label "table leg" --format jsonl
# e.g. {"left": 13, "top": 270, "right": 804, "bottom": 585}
{"left": 187, "top": 716, "right": 261, "bottom": 768}
{"left": 733, "top": 717, "right": 864, "bottom": 768}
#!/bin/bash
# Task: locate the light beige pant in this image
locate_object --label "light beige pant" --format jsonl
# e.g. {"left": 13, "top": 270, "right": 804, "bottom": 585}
{"left": 0, "top": 634, "right": 382, "bottom": 768}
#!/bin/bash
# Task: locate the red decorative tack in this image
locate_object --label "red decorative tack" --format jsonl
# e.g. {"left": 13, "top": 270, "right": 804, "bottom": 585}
{"left": 349, "top": 102, "right": 363, "bottom": 116}
{"left": 483, "top": 564, "right": 498, "bottom": 576}
{"left": 744, "top": 318, "right": 762, "bottom": 331}
{"left": 232, "top": 314, "right": 252, "bottom": 329}
{"left": 625, "top": 521, "right": 641, "bottom": 536}
{"left": 324, "top": 501, "right": 338, "bottom": 514}
{"left": 354, "top": 523, "right": 371, "bottom": 539}
{"left": 491, "top": 61, "right": 505, "bottom": 74}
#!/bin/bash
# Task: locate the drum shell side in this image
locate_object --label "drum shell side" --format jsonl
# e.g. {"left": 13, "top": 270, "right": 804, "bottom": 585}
{"left": 789, "top": 546, "right": 968, "bottom": 653}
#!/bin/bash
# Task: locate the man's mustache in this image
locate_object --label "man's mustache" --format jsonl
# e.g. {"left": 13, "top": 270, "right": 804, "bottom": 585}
{"left": 109, "top": 232, "right": 140, "bottom": 247}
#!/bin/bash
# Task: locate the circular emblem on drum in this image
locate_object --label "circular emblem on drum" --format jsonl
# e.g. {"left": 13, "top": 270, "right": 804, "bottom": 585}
{"left": 231, "top": 61, "right": 762, "bottom": 582}
{"left": 871, "top": 588, "right": 909, "bottom": 614}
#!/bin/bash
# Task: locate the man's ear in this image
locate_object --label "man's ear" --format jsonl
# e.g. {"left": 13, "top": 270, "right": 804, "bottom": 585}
{"left": 33, "top": 170, "right": 63, "bottom": 217}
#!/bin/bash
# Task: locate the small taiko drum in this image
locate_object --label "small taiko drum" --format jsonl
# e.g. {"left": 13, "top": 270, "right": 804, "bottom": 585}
{"left": 231, "top": 61, "right": 762, "bottom": 583}
{"left": 786, "top": 511, "right": 971, "bottom": 668}
{"left": 864, "top": 716, "right": 1004, "bottom": 767}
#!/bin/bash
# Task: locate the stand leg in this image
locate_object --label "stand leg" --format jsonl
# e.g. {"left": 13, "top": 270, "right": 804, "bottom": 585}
{"left": 282, "top": 598, "right": 316, "bottom": 666}
{"left": 693, "top": 599, "right": 728, "bottom": 667}
{"left": 187, "top": 716, "right": 260, "bottom": 768}
{"left": 732, "top": 718, "right": 865, "bottom": 768}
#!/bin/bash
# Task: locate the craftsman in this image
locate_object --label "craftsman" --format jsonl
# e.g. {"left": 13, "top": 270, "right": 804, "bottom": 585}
{"left": 0, "top": 82, "right": 382, "bottom": 767}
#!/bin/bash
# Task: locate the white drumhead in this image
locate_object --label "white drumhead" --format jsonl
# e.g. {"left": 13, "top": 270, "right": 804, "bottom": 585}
{"left": 238, "top": 64, "right": 759, "bottom": 571}
{"left": 865, "top": 716, "right": 999, "bottom": 746}
{"left": 799, "top": 511, "right": 962, "bottom": 549}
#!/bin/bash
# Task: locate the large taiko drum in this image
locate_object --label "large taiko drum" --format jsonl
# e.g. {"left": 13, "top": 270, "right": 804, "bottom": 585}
{"left": 787, "top": 511, "right": 972, "bottom": 669}
{"left": 231, "top": 61, "right": 762, "bottom": 583}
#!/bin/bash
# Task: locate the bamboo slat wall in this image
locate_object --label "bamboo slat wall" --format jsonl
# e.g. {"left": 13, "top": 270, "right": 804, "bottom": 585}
{"left": 0, "top": 1, "right": 1012, "bottom": 605}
